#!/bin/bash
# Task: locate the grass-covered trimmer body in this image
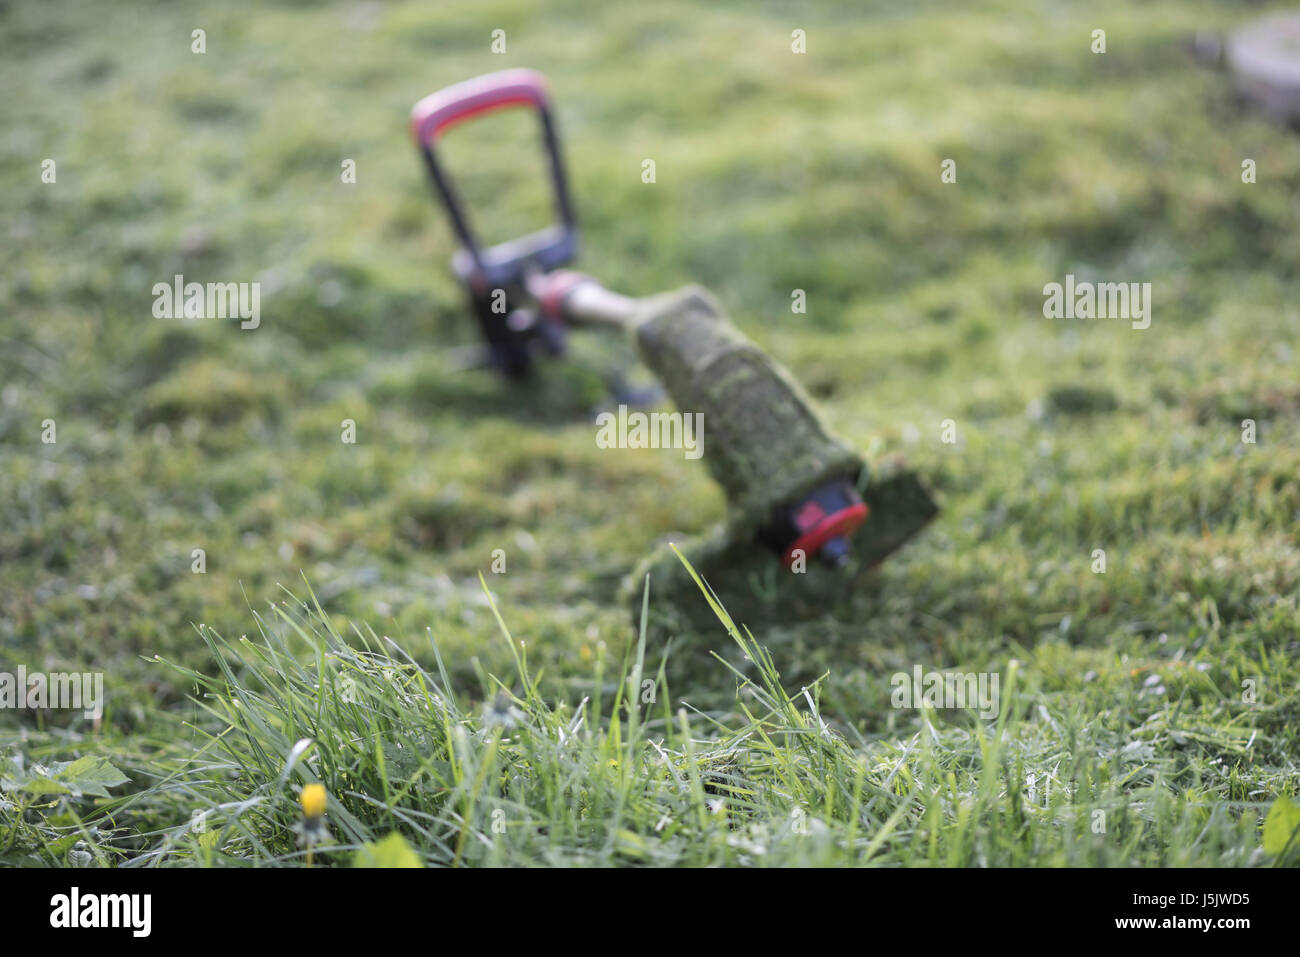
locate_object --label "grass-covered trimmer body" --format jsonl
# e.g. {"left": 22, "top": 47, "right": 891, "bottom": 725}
{"left": 411, "top": 69, "right": 938, "bottom": 600}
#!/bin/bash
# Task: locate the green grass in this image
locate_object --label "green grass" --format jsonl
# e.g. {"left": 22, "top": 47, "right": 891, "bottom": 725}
{"left": 20, "top": 564, "right": 1279, "bottom": 867}
{"left": 2, "top": 0, "right": 1299, "bottom": 866}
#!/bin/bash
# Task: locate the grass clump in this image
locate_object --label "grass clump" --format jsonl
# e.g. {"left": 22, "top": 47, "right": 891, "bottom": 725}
{"left": 65, "top": 558, "right": 1281, "bottom": 868}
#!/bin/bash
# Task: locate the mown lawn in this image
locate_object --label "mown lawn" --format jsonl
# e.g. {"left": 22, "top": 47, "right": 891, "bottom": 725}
{"left": 1, "top": 0, "right": 1298, "bottom": 866}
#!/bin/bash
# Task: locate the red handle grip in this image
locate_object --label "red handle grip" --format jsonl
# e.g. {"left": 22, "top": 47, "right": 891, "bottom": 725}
{"left": 410, "top": 68, "right": 551, "bottom": 147}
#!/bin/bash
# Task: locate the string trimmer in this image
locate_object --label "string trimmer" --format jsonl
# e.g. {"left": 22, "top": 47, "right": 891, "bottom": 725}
{"left": 411, "top": 69, "right": 938, "bottom": 615}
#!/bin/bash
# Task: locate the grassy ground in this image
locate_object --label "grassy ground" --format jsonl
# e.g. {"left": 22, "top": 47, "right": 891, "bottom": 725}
{"left": 2, "top": 0, "right": 1298, "bottom": 866}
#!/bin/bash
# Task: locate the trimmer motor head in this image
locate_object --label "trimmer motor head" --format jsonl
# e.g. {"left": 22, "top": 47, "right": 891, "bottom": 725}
{"left": 760, "top": 478, "right": 869, "bottom": 568}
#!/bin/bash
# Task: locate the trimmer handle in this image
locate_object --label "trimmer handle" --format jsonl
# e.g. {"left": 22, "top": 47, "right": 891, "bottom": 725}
{"left": 411, "top": 69, "right": 578, "bottom": 292}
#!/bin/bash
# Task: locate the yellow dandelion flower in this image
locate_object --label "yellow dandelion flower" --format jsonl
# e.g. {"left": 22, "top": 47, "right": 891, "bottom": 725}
{"left": 301, "top": 783, "right": 327, "bottom": 819}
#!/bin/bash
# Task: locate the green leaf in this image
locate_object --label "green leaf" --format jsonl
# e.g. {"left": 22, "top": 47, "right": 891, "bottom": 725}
{"left": 352, "top": 832, "right": 423, "bottom": 868}
{"left": 0, "top": 753, "right": 29, "bottom": 793}
{"left": 16, "top": 776, "right": 71, "bottom": 796}
{"left": 51, "top": 756, "right": 130, "bottom": 798}
{"left": 46, "top": 832, "right": 83, "bottom": 856}
{"left": 1262, "top": 795, "right": 1300, "bottom": 858}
